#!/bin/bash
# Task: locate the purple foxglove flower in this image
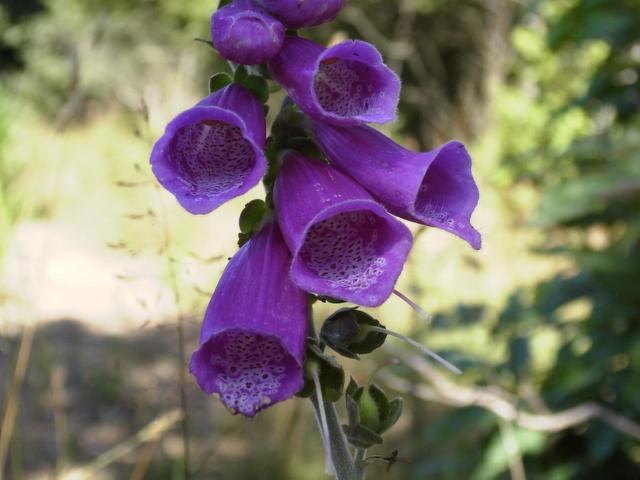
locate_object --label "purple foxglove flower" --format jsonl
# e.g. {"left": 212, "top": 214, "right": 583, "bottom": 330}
{"left": 274, "top": 152, "right": 412, "bottom": 307}
{"left": 189, "top": 220, "right": 307, "bottom": 417}
{"left": 268, "top": 36, "right": 400, "bottom": 126}
{"left": 312, "top": 122, "right": 482, "bottom": 249}
{"left": 253, "top": 0, "right": 345, "bottom": 28}
{"left": 211, "top": 0, "right": 284, "bottom": 65}
{"left": 150, "top": 84, "right": 266, "bottom": 214}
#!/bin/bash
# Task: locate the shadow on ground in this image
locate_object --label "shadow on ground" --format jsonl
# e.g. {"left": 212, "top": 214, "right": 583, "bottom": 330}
{"left": 0, "top": 319, "right": 320, "bottom": 480}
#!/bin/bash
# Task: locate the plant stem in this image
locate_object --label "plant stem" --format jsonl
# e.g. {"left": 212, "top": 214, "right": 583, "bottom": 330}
{"left": 310, "top": 396, "right": 359, "bottom": 480}
{"left": 354, "top": 448, "right": 367, "bottom": 480}
{"left": 307, "top": 299, "right": 360, "bottom": 480}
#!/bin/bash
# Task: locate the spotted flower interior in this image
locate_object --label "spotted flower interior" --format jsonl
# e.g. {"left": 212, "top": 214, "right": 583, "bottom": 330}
{"left": 314, "top": 58, "right": 389, "bottom": 118}
{"left": 169, "top": 120, "right": 256, "bottom": 196}
{"left": 297, "top": 210, "right": 397, "bottom": 297}
{"left": 198, "top": 330, "right": 301, "bottom": 416}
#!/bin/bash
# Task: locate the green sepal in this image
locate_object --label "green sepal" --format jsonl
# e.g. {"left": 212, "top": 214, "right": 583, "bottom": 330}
{"left": 237, "top": 232, "right": 251, "bottom": 247}
{"left": 320, "top": 308, "right": 387, "bottom": 359}
{"left": 354, "top": 386, "right": 381, "bottom": 433}
{"left": 296, "top": 342, "right": 345, "bottom": 402}
{"left": 237, "top": 200, "right": 268, "bottom": 247}
{"left": 239, "top": 199, "right": 267, "bottom": 234}
{"left": 262, "top": 137, "right": 282, "bottom": 198}
{"left": 233, "top": 64, "right": 249, "bottom": 83}
{"left": 342, "top": 396, "right": 384, "bottom": 448}
{"left": 242, "top": 75, "right": 270, "bottom": 104}
{"left": 347, "top": 381, "right": 401, "bottom": 437}
{"left": 346, "top": 376, "right": 359, "bottom": 398}
{"left": 379, "top": 398, "right": 403, "bottom": 434}
{"left": 232, "top": 66, "right": 269, "bottom": 103}
{"left": 314, "top": 295, "right": 347, "bottom": 304}
{"left": 218, "top": 0, "right": 234, "bottom": 7}
{"left": 209, "top": 72, "right": 233, "bottom": 94}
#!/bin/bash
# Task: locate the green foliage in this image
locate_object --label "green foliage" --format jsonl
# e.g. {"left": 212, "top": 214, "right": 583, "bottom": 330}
{"left": 426, "top": 1, "right": 639, "bottom": 478}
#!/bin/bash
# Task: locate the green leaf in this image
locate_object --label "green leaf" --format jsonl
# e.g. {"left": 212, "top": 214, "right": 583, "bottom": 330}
{"left": 209, "top": 72, "right": 232, "bottom": 94}
{"left": 234, "top": 65, "right": 249, "bottom": 83}
{"left": 345, "top": 377, "right": 359, "bottom": 398}
{"left": 241, "top": 75, "right": 269, "bottom": 104}
{"left": 379, "top": 398, "right": 403, "bottom": 434}
{"left": 342, "top": 423, "right": 384, "bottom": 449}
{"left": 296, "top": 343, "right": 345, "bottom": 402}
{"left": 238, "top": 199, "right": 267, "bottom": 234}
{"left": 354, "top": 386, "right": 381, "bottom": 433}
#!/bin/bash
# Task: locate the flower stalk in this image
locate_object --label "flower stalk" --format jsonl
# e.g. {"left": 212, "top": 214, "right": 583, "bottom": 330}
{"left": 309, "top": 395, "right": 359, "bottom": 480}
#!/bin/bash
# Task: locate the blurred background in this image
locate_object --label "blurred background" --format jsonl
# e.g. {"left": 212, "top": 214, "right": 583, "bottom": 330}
{"left": 0, "top": 0, "right": 639, "bottom": 478}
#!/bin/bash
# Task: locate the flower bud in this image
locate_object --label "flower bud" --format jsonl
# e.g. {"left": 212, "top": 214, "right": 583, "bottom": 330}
{"left": 320, "top": 308, "right": 386, "bottom": 359}
{"left": 254, "top": 0, "right": 345, "bottom": 29}
{"left": 211, "top": 0, "right": 285, "bottom": 65}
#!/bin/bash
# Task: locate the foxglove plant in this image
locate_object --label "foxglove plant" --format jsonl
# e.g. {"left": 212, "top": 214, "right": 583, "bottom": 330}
{"left": 150, "top": 1, "right": 481, "bottom": 478}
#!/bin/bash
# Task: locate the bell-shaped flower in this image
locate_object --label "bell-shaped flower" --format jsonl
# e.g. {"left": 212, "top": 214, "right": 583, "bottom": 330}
{"left": 189, "top": 220, "right": 308, "bottom": 417}
{"left": 150, "top": 84, "right": 266, "bottom": 214}
{"left": 211, "top": 0, "right": 284, "bottom": 65}
{"left": 254, "top": 0, "right": 345, "bottom": 29}
{"left": 312, "top": 122, "right": 481, "bottom": 249}
{"left": 268, "top": 36, "right": 400, "bottom": 126}
{"left": 274, "top": 152, "right": 412, "bottom": 307}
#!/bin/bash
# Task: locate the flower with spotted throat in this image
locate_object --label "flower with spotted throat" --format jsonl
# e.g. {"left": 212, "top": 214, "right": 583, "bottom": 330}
{"left": 150, "top": 84, "right": 266, "bottom": 214}
{"left": 274, "top": 152, "right": 413, "bottom": 307}
{"left": 189, "top": 220, "right": 307, "bottom": 416}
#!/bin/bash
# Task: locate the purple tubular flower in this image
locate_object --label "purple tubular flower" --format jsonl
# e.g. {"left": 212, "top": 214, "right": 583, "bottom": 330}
{"left": 211, "top": 0, "right": 284, "bottom": 65}
{"left": 268, "top": 36, "right": 400, "bottom": 126}
{"left": 150, "top": 84, "right": 266, "bottom": 214}
{"left": 312, "top": 122, "right": 482, "bottom": 249}
{"left": 274, "top": 152, "right": 413, "bottom": 307}
{"left": 253, "top": 0, "right": 345, "bottom": 28}
{"left": 189, "top": 221, "right": 307, "bottom": 417}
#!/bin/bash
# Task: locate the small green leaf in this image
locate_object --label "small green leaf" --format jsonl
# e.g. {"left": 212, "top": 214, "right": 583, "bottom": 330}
{"left": 345, "top": 394, "right": 360, "bottom": 427}
{"left": 296, "top": 343, "right": 345, "bottom": 402}
{"left": 368, "top": 384, "right": 390, "bottom": 425}
{"left": 355, "top": 387, "right": 380, "bottom": 432}
{"left": 239, "top": 199, "right": 267, "bottom": 234}
{"left": 346, "top": 377, "right": 359, "bottom": 398}
{"left": 342, "top": 423, "right": 384, "bottom": 448}
{"left": 241, "top": 75, "right": 270, "bottom": 103}
{"left": 237, "top": 232, "right": 251, "bottom": 247}
{"left": 234, "top": 64, "right": 249, "bottom": 83}
{"left": 379, "top": 398, "right": 403, "bottom": 434}
{"left": 209, "top": 72, "right": 232, "bottom": 94}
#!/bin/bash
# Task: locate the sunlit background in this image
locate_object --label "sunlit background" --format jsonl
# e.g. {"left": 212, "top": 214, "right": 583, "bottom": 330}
{"left": 1, "top": 0, "right": 639, "bottom": 479}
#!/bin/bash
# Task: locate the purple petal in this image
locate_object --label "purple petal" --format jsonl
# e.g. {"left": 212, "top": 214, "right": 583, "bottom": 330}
{"left": 211, "top": 0, "right": 284, "bottom": 65}
{"left": 274, "top": 152, "right": 412, "bottom": 307}
{"left": 150, "top": 84, "right": 266, "bottom": 214}
{"left": 312, "top": 122, "right": 481, "bottom": 249}
{"left": 253, "top": 0, "right": 345, "bottom": 28}
{"left": 189, "top": 221, "right": 307, "bottom": 417}
{"left": 268, "top": 36, "right": 400, "bottom": 126}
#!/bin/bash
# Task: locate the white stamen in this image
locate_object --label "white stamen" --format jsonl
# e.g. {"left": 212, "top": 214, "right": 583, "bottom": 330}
{"left": 369, "top": 325, "right": 462, "bottom": 375}
{"left": 312, "top": 370, "right": 337, "bottom": 476}
{"left": 393, "top": 289, "right": 432, "bottom": 325}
